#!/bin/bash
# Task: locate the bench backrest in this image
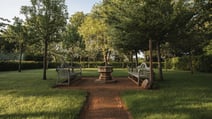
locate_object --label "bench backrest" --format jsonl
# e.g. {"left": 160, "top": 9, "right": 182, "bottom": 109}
{"left": 137, "top": 63, "right": 150, "bottom": 76}
{"left": 128, "top": 62, "right": 150, "bottom": 73}
{"left": 137, "top": 63, "right": 150, "bottom": 71}
{"left": 56, "top": 68, "right": 70, "bottom": 79}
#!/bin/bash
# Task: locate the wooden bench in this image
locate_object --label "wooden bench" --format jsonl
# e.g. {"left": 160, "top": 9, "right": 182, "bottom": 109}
{"left": 56, "top": 65, "right": 82, "bottom": 85}
{"left": 128, "top": 63, "right": 151, "bottom": 86}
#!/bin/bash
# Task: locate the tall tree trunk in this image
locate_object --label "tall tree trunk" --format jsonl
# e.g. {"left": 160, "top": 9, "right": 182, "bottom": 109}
{"left": 130, "top": 51, "right": 133, "bottom": 64}
{"left": 102, "top": 49, "right": 107, "bottom": 66}
{"left": 156, "top": 41, "right": 164, "bottom": 80}
{"left": 70, "top": 47, "right": 74, "bottom": 67}
{"left": 129, "top": 51, "right": 134, "bottom": 72}
{"left": 43, "top": 38, "right": 48, "bottom": 80}
{"left": 149, "top": 38, "right": 153, "bottom": 88}
{"left": 135, "top": 51, "right": 138, "bottom": 67}
{"left": 107, "top": 50, "right": 111, "bottom": 64}
{"left": 165, "top": 58, "right": 168, "bottom": 72}
{"left": 18, "top": 43, "right": 23, "bottom": 72}
{"left": 87, "top": 57, "right": 90, "bottom": 68}
{"left": 189, "top": 51, "right": 194, "bottom": 74}
{"left": 104, "top": 53, "right": 107, "bottom": 66}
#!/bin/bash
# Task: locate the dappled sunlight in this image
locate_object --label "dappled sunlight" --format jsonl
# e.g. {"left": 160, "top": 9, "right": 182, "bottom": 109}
{"left": 142, "top": 113, "right": 191, "bottom": 119}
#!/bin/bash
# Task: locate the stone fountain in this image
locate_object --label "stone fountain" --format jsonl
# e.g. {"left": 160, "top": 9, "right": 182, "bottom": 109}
{"left": 95, "top": 65, "right": 116, "bottom": 83}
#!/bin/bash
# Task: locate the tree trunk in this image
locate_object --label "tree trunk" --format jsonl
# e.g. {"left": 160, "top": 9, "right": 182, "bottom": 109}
{"left": 129, "top": 51, "right": 134, "bottom": 72}
{"left": 135, "top": 51, "right": 138, "bottom": 67}
{"left": 130, "top": 51, "right": 133, "bottom": 64}
{"left": 43, "top": 38, "right": 48, "bottom": 80}
{"left": 165, "top": 58, "right": 168, "bottom": 72}
{"left": 102, "top": 49, "right": 107, "bottom": 66}
{"left": 107, "top": 50, "right": 111, "bottom": 64}
{"left": 149, "top": 38, "right": 153, "bottom": 88}
{"left": 70, "top": 47, "right": 74, "bottom": 67}
{"left": 87, "top": 57, "right": 89, "bottom": 68}
{"left": 156, "top": 41, "right": 164, "bottom": 80}
{"left": 189, "top": 51, "right": 194, "bottom": 74}
{"left": 18, "top": 43, "right": 23, "bottom": 72}
{"left": 104, "top": 53, "right": 107, "bottom": 66}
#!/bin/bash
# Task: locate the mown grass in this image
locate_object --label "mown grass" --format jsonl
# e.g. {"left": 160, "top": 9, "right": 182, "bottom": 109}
{"left": 0, "top": 69, "right": 86, "bottom": 119}
{"left": 1, "top": 68, "right": 212, "bottom": 119}
{"left": 121, "top": 71, "right": 212, "bottom": 119}
{"left": 82, "top": 68, "right": 128, "bottom": 77}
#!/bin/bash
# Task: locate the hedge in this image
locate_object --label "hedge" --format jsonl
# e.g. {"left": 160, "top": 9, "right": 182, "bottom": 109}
{"left": 0, "top": 61, "right": 164, "bottom": 71}
{"left": 166, "top": 55, "right": 212, "bottom": 72}
{"left": 1, "top": 55, "right": 211, "bottom": 73}
{"left": 0, "top": 61, "right": 60, "bottom": 71}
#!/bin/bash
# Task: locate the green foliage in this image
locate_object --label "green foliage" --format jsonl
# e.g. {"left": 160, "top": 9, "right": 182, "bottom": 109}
{"left": 166, "top": 55, "right": 212, "bottom": 72}
{"left": 0, "top": 69, "right": 86, "bottom": 119}
{"left": 79, "top": 10, "right": 113, "bottom": 65}
{"left": 24, "top": 53, "right": 43, "bottom": 61}
{"left": 0, "top": 61, "right": 60, "bottom": 71}
{"left": 122, "top": 71, "right": 212, "bottom": 119}
{"left": 168, "top": 0, "right": 211, "bottom": 56}
{"left": 198, "top": 55, "right": 212, "bottom": 72}
{"left": 100, "top": 0, "right": 149, "bottom": 52}
{"left": 63, "top": 12, "right": 85, "bottom": 50}
{"left": 204, "top": 40, "right": 212, "bottom": 55}
{"left": 61, "top": 12, "right": 86, "bottom": 64}
{"left": 0, "top": 53, "right": 19, "bottom": 60}
{"left": 0, "top": 61, "right": 167, "bottom": 71}
{"left": 79, "top": 62, "right": 129, "bottom": 68}
{"left": 21, "top": 0, "right": 68, "bottom": 79}
{"left": 0, "top": 17, "right": 10, "bottom": 32}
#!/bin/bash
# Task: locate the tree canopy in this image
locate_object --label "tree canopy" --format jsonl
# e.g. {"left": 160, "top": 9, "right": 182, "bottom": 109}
{"left": 21, "top": 0, "right": 68, "bottom": 80}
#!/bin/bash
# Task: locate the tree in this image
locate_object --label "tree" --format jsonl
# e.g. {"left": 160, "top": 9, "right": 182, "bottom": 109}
{"left": 168, "top": 0, "right": 211, "bottom": 73}
{"left": 21, "top": 0, "right": 68, "bottom": 80}
{"left": 100, "top": 0, "right": 174, "bottom": 84}
{"left": 0, "top": 17, "right": 10, "bottom": 33}
{"left": 79, "top": 14, "right": 112, "bottom": 66}
{"left": 63, "top": 12, "right": 85, "bottom": 65}
{"left": 99, "top": 0, "right": 148, "bottom": 65}
{"left": 1, "top": 17, "right": 28, "bottom": 72}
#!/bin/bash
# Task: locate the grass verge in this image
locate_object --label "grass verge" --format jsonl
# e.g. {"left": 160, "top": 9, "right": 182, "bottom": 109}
{"left": 121, "top": 71, "right": 212, "bottom": 119}
{"left": 0, "top": 69, "right": 86, "bottom": 119}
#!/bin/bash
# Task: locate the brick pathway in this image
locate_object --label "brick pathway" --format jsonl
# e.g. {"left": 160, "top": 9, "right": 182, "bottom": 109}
{"left": 61, "top": 77, "right": 141, "bottom": 119}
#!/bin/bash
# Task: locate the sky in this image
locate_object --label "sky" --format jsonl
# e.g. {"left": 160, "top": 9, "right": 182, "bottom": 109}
{"left": 0, "top": 0, "right": 102, "bottom": 22}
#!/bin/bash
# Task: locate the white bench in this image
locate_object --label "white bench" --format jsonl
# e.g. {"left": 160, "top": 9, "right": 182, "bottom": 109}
{"left": 128, "top": 63, "right": 151, "bottom": 86}
{"left": 56, "top": 66, "right": 82, "bottom": 85}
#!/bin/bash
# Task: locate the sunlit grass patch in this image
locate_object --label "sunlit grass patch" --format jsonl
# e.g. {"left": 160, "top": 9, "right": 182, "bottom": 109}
{"left": 82, "top": 68, "right": 128, "bottom": 77}
{"left": 122, "top": 71, "right": 212, "bottom": 119}
{"left": 0, "top": 69, "right": 86, "bottom": 119}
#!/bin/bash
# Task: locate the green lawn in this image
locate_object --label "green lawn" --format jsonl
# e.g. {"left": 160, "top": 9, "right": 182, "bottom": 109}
{"left": 82, "top": 68, "right": 128, "bottom": 77}
{"left": 121, "top": 71, "right": 212, "bottom": 119}
{"left": 0, "top": 69, "right": 86, "bottom": 119}
{"left": 1, "top": 68, "right": 212, "bottom": 119}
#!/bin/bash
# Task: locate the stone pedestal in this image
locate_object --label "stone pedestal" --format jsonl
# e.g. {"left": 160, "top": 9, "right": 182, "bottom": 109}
{"left": 95, "top": 66, "right": 116, "bottom": 83}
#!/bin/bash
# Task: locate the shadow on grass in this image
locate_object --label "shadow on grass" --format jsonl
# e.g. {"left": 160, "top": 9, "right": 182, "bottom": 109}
{"left": 122, "top": 71, "right": 212, "bottom": 119}
{"left": 0, "top": 108, "right": 80, "bottom": 119}
{"left": 127, "top": 95, "right": 212, "bottom": 119}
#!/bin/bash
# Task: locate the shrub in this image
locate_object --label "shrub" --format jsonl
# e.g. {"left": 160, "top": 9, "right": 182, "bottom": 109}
{"left": 166, "top": 55, "right": 212, "bottom": 73}
{"left": 198, "top": 55, "right": 212, "bottom": 72}
{"left": 0, "top": 61, "right": 60, "bottom": 71}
